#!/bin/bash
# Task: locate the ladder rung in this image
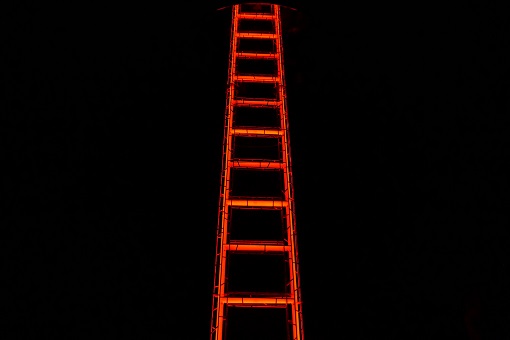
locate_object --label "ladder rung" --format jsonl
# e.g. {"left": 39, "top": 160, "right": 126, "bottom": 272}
{"left": 235, "top": 75, "right": 279, "bottom": 83}
{"left": 232, "top": 99, "right": 281, "bottom": 107}
{"left": 236, "top": 52, "right": 277, "bottom": 59}
{"left": 228, "top": 160, "right": 284, "bottom": 169}
{"left": 220, "top": 296, "right": 294, "bottom": 305}
{"left": 231, "top": 128, "right": 283, "bottom": 136}
{"left": 226, "top": 199, "right": 288, "bottom": 208}
{"left": 237, "top": 13, "right": 276, "bottom": 20}
{"left": 236, "top": 32, "right": 276, "bottom": 39}
{"left": 224, "top": 244, "right": 290, "bottom": 252}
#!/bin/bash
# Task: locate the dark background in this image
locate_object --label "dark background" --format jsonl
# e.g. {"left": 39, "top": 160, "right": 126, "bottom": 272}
{"left": 4, "top": 1, "right": 509, "bottom": 339}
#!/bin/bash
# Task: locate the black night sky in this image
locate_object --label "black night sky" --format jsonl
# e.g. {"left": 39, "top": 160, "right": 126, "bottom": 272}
{"left": 4, "top": 1, "right": 509, "bottom": 339}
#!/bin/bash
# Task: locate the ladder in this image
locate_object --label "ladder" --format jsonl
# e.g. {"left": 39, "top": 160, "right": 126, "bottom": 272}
{"left": 210, "top": 3, "right": 304, "bottom": 340}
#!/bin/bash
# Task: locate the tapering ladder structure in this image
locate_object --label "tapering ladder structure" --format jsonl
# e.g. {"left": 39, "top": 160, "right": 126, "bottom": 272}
{"left": 211, "top": 3, "right": 304, "bottom": 340}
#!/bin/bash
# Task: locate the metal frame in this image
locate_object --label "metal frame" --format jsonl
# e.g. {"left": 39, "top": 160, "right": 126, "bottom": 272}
{"left": 211, "top": 3, "right": 304, "bottom": 340}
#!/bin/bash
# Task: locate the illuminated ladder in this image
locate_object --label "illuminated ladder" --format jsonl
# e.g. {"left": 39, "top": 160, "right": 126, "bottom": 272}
{"left": 211, "top": 3, "right": 304, "bottom": 340}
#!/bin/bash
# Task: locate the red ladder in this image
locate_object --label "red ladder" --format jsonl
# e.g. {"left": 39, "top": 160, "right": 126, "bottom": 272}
{"left": 211, "top": 3, "right": 304, "bottom": 340}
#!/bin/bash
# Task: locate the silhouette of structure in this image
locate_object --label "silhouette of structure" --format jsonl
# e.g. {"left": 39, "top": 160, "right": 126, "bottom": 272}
{"left": 210, "top": 2, "right": 305, "bottom": 340}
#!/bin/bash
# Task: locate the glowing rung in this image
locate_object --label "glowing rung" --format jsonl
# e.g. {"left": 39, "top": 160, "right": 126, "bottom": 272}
{"left": 235, "top": 75, "right": 279, "bottom": 83}
{"left": 221, "top": 297, "right": 294, "bottom": 305}
{"left": 224, "top": 244, "right": 290, "bottom": 252}
{"left": 236, "top": 52, "right": 277, "bottom": 59}
{"left": 228, "top": 160, "right": 284, "bottom": 169}
{"left": 236, "top": 32, "right": 276, "bottom": 39}
{"left": 237, "top": 13, "right": 276, "bottom": 20}
{"left": 227, "top": 199, "right": 288, "bottom": 208}
{"left": 231, "top": 99, "right": 281, "bottom": 107}
{"left": 231, "top": 128, "right": 283, "bottom": 135}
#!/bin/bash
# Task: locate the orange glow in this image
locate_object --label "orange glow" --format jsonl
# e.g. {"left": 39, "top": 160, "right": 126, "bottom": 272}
{"left": 220, "top": 297, "right": 295, "bottom": 305}
{"left": 231, "top": 99, "right": 281, "bottom": 106}
{"left": 230, "top": 128, "right": 283, "bottom": 135}
{"left": 236, "top": 52, "right": 277, "bottom": 59}
{"left": 228, "top": 160, "right": 284, "bottom": 169}
{"left": 235, "top": 75, "right": 279, "bottom": 82}
{"left": 237, "top": 13, "right": 275, "bottom": 19}
{"left": 227, "top": 199, "right": 288, "bottom": 208}
{"left": 224, "top": 244, "right": 290, "bottom": 252}
{"left": 210, "top": 4, "right": 304, "bottom": 340}
{"left": 237, "top": 32, "right": 277, "bottom": 39}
